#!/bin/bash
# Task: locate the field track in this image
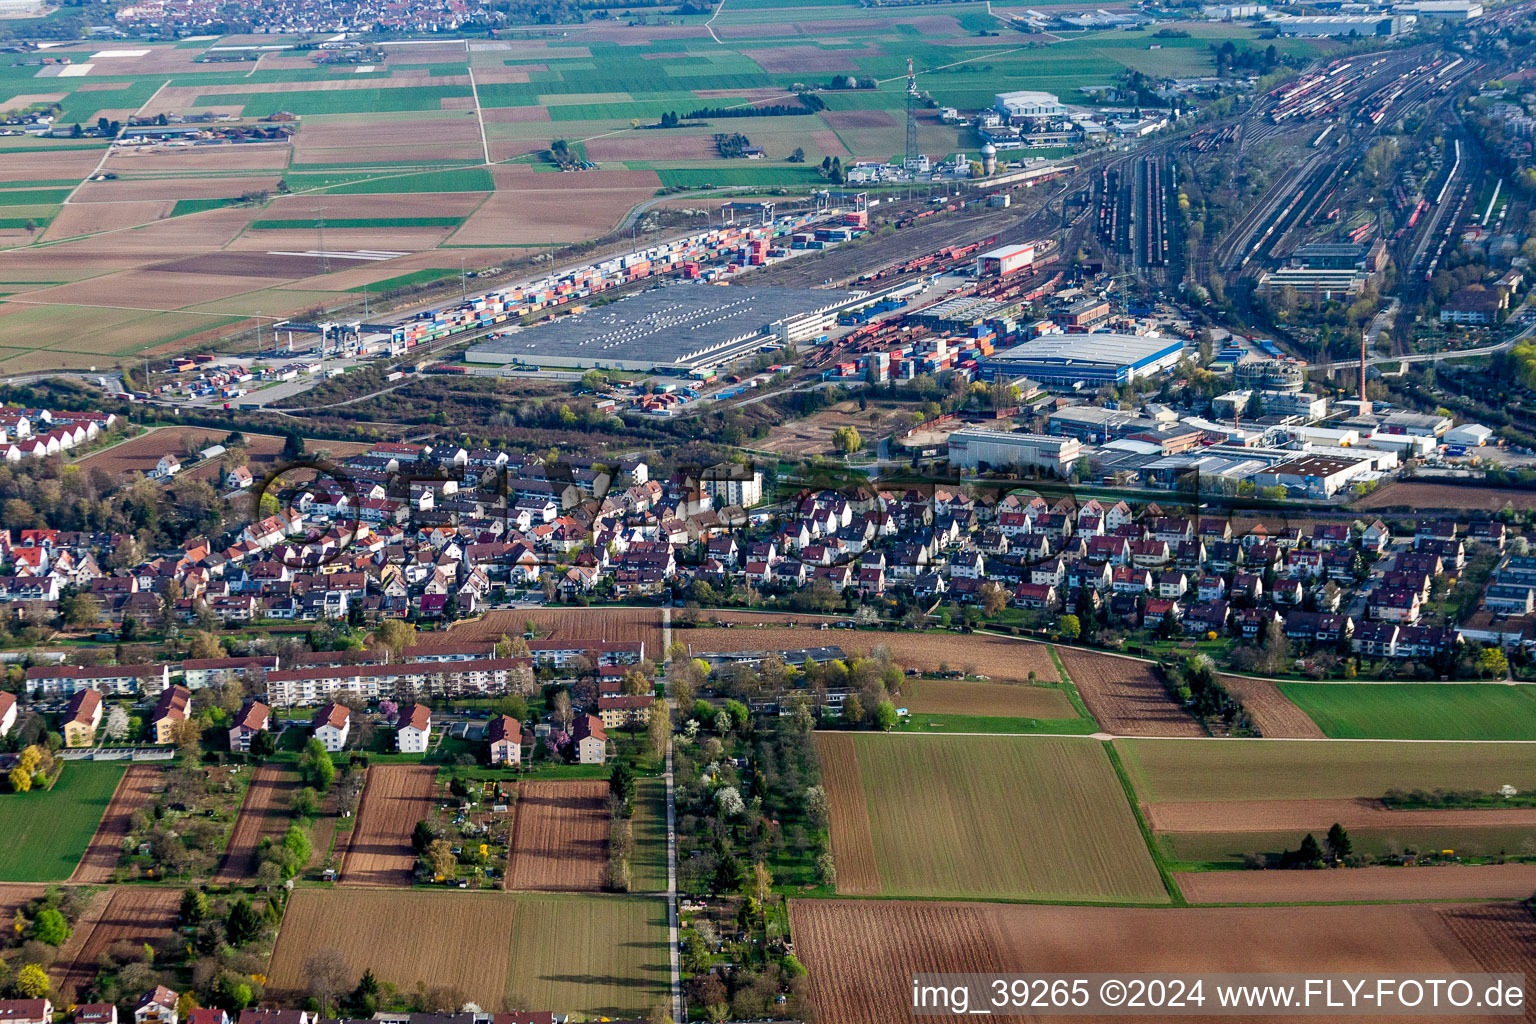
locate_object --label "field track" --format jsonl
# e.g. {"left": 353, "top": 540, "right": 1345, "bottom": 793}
{"left": 343, "top": 765, "right": 438, "bottom": 887}
{"left": 1220, "top": 675, "right": 1324, "bottom": 738}
{"left": 214, "top": 767, "right": 299, "bottom": 884}
{"left": 1056, "top": 647, "right": 1203, "bottom": 736}
{"left": 69, "top": 765, "right": 158, "bottom": 883}
{"left": 790, "top": 898, "right": 1535, "bottom": 1024}
{"left": 506, "top": 781, "right": 609, "bottom": 892}
{"left": 52, "top": 887, "right": 180, "bottom": 1003}
{"left": 1177, "top": 863, "right": 1536, "bottom": 904}
{"left": 814, "top": 733, "right": 880, "bottom": 895}
{"left": 1146, "top": 798, "right": 1536, "bottom": 833}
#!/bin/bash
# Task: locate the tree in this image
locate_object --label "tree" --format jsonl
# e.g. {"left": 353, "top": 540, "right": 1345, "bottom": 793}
{"left": 58, "top": 592, "right": 102, "bottom": 629}
{"left": 291, "top": 787, "right": 319, "bottom": 820}
{"left": 425, "top": 838, "right": 457, "bottom": 880}
{"left": 1058, "top": 614, "right": 1081, "bottom": 642}
{"left": 647, "top": 701, "right": 672, "bottom": 758}
{"left": 610, "top": 760, "right": 636, "bottom": 807}
{"left": 304, "top": 947, "right": 351, "bottom": 1016}
{"left": 787, "top": 147, "right": 805, "bottom": 163}
{"left": 1295, "top": 832, "right": 1323, "bottom": 868}
{"left": 9, "top": 765, "right": 30, "bottom": 793}
{"left": 299, "top": 738, "right": 336, "bottom": 791}
{"left": 842, "top": 694, "right": 865, "bottom": 727}
{"left": 874, "top": 700, "right": 898, "bottom": 731}
{"left": 31, "top": 908, "right": 69, "bottom": 946}
{"left": 1326, "top": 822, "right": 1352, "bottom": 860}
{"left": 13, "top": 963, "right": 49, "bottom": 998}
{"left": 1476, "top": 647, "right": 1509, "bottom": 679}
{"left": 979, "top": 581, "right": 1008, "bottom": 617}
{"left": 831, "top": 425, "right": 862, "bottom": 455}
{"left": 752, "top": 861, "right": 773, "bottom": 905}
{"left": 179, "top": 888, "right": 207, "bottom": 926}
{"left": 373, "top": 619, "right": 416, "bottom": 660}
{"left": 552, "top": 691, "right": 574, "bottom": 733}
{"left": 172, "top": 717, "right": 204, "bottom": 761}
{"left": 225, "top": 898, "right": 260, "bottom": 946}
{"left": 283, "top": 824, "right": 312, "bottom": 868}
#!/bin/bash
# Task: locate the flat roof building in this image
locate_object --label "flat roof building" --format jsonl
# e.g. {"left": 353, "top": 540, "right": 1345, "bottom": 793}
{"left": 981, "top": 333, "right": 1184, "bottom": 386}
{"left": 994, "top": 91, "right": 1066, "bottom": 120}
{"left": 466, "top": 284, "right": 865, "bottom": 373}
{"left": 947, "top": 429, "right": 1084, "bottom": 474}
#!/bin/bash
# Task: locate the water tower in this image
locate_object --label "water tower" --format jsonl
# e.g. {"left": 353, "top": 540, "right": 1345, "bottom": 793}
{"left": 980, "top": 142, "right": 997, "bottom": 176}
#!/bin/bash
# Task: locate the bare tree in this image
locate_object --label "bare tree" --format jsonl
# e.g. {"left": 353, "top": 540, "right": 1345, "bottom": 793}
{"left": 304, "top": 947, "right": 351, "bottom": 1015}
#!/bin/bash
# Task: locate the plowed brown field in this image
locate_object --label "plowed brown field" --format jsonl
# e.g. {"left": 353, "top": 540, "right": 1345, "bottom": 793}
{"left": 1146, "top": 798, "right": 1536, "bottom": 833}
{"left": 790, "top": 899, "right": 1532, "bottom": 1024}
{"left": 815, "top": 733, "right": 879, "bottom": 895}
{"left": 268, "top": 888, "right": 516, "bottom": 1008}
{"left": 443, "top": 606, "right": 663, "bottom": 660}
{"left": 507, "top": 781, "right": 608, "bottom": 891}
{"left": 1176, "top": 864, "right": 1536, "bottom": 904}
{"left": 685, "top": 620, "right": 1060, "bottom": 685}
{"left": 342, "top": 765, "right": 438, "bottom": 887}
{"left": 1220, "top": 675, "right": 1324, "bottom": 738}
{"left": 1056, "top": 647, "right": 1203, "bottom": 736}
{"left": 70, "top": 765, "right": 158, "bottom": 883}
{"left": 53, "top": 887, "right": 179, "bottom": 1003}
{"left": 214, "top": 767, "right": 300, "bottom": 883}
{"left": 1436, "top": 904, "right": 1536, "bottom": 1022}
{"left": 1355, "top": 482, "right": 1536, "bottom": 512}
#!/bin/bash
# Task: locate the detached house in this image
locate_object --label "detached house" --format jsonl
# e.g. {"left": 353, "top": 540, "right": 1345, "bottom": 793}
{"left": 63, "top": 688, "right": 102, "bottom": 747}
{"left": 228, "top": 701, "right": 271, "bottom": 753}
{"left": 488, "top": 715, "right": 522, "bottom": 766}
{"left": 571, "top": 714, "right": 607, "bottom": 764}
{"left": 397, "top": 703, "right": 432, "bottom": 753}
{"left": 312, "top": 703, "right": 350, "bottom": 752}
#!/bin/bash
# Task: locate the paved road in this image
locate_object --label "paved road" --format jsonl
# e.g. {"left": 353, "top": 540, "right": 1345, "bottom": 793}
{"left": 1311, "top": 319, "right": 1535, "bottom": 372}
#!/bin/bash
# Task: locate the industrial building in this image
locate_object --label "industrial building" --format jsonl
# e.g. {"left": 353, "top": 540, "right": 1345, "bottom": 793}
{"left": 980, "top": 333, "right": 1185, "bottom": 387}
{"left": 947, "top": 429, "right": 1084, "bottom": 474}
{"left": 1233, "top": 357, "right": 1305, "bottom": 392}
{"left": 465, "top": 284, "right": 865, "bottom": 373}
{"left": 1270, "top": 13, "right": 1410, "bottom": 35}
{"left": 993, "top": 91, "right": 1066, "bottom": 120}
{"left": 975, "top": 243, "right": 1037, "bottom": 277}
{"left": 1395, "top": 0, "right": 1481, "bottom": 19}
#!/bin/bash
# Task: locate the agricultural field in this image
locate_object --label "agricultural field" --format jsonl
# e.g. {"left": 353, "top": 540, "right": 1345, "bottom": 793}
{"left": 815, "top": 733, "right": 1167, "bottom": 903}
{"left": 1176, "top": 864, "right": 1536, "bottom": 904}
{"left": 1055, "top": 647, "right": 1204, "bottom": 737}
{"left": 1116, "top": 739, "right": 1536, "bottom": 804}
{"left": 1165, "top": 826, "right": 1536, "bottom": 866}
{"left": 896, "top": 676, "right": 1079, "bottom": 720}
{"left": 69, "top": 765, "right": 159, "bottom": 884}
{"left": 0, "top": 762, "right": 125, "bottom": 882}
{"left": 443, "top": 606, "right": 665, "bottom": 660}
{"left": 1219, "top": 675, "right": 1324, "bottom": 739}
{"left": 506, "top": 781, "right": 609, "bottom": 892}
{"left": 1276, "top": 683, "right": 1536, "bottom": 741}
{"left": 214, "top": 767, "right": 301, "bottom": 884}
{"left": 789, "top": 898, "right": 1536, "bottom": 1024}
{"left": 268, "top": 888, "right": 668, "bottom": 1019}
{"left": 631, "top": 777, "right": 669, "bottom": 893}
{"left": 75, "top": 426, "right": 370, "bottom": 483}
{"left": 51, "top": 887, "right": 181, "bottom": 1003}
{"left": 0, "top": 21, "right": 1317, "bottom": 364}
{"left": 1353, "top": 481, "right": 1536, "bottom": 511}
{"left": 342, "top": 764, "right": 439, "bottom": 887}
{"left": 685, "top": 619, "right": 1061, "bottom": 685}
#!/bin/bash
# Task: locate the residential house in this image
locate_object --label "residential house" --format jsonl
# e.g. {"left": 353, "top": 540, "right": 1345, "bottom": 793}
{"left": 312, "top": 703, "right": 351, "bottom": 752}
{"left": 0, "top": 691, "right": 15, "bottom": 738}
{"left": 75, "top": 1007, "right": 118, "bottom": 1024}
{"left": 133, "top": 988, "right": 178, "bottom": 1024}
{"left": 63, "top": 688, "right": 102, "bottom": 747}
{"left": 571, "top": 714, "right": 607, "bottom": 764}
{"left": 150, "top": 685, "right": 191, "bottom": 745}
{"left": 487, "top": 715, "right": 522, "bottom": 766}
{"left": 228, "top": 701, "right": 271, "bottom": 753}
{"left": 0, "top": 1001, "right": 53, "bottom": 1024}
{"left": 398, "top": 703, "right": 432, "bottom": 753}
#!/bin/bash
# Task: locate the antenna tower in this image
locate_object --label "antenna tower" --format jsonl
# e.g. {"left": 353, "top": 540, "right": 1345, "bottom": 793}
{"left": 905, "top": 57, "right": 918, "bottom": 168}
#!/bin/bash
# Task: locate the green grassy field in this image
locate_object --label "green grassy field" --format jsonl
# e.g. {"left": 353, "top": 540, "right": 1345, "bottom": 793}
{"left": 0, "top": 762, "right": 125, "bottom": 882}
{"left": 843, "top": 734, "right": 1167, "bottom": 902}
{"left": 1276, "top": 684, "right": 1536, "bottom": 740}
{"left": 631, "top": 777, "right": 668, "bottom": 893}
{"left": 1116, "top": 739, "right": 1536, "bottom": 803}
{"left": 1163, "top": 825, "right": 1536, "bottom": 866}
{"left": 504, "top": 894, "right": 670, "bottom": 1017}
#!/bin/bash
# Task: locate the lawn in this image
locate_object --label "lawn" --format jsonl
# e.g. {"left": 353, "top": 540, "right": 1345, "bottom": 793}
{"left": 630, "top": 776, "right": 668, "bottom": 893}
{"left": 896, "top": 713, "right": 1098, "bottom": 734}
{"left": 1164, "top": 825, "right": 1536, "bottom": 866}
{"left": 1116, "top": 739, "right": 1536, "bottom": 803}
{"left": 504, "top": 894, "right": 671, "bottom": 1018}
{"left": 832, "top": 734, "right": 1166, "bottom": 903}
{"left": 1276, "top": 684, "right": 1536, "bottom": 741}
{"left": 0, "top": 762, "right": 125, "bottom": 881}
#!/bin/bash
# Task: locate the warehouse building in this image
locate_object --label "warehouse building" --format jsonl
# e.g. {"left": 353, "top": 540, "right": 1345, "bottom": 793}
{"left": 1270, "top": 13, "right": 1410, "bottom": 35}
{"left": 993, "top": 91, "right": 1066, "bottom": 121}
{"left": 465, "top": 284, "right": 865, "bottom": 373}
{"left": 947, "top": 429, "right": 1084, "bottom": 474}
{"left": 975, "top": 243, "right": 1038, "bottom": 277}
{"left": 980, "top": 333, "right": 1184, "bottom": 387}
